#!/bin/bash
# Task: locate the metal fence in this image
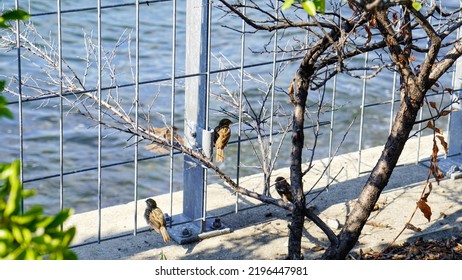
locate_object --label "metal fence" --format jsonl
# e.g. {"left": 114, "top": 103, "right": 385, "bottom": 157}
{"left": 2, "top": 0, "right": 461, "bottom": 245}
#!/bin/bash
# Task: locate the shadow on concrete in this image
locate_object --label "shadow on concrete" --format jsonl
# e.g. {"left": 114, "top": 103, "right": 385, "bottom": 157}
{"left": 70, "top": 161, "right": 461, "bottom": 260}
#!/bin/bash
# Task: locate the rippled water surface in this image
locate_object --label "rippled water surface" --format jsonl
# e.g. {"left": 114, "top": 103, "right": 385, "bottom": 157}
{"left": 0, "top": 1, "right": 458, "bottom": 214}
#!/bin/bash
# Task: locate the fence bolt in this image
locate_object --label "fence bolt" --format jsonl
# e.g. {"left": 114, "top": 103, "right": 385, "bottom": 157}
{"left": 164, "top": 214, "right": 171, "bottom": 223}
{"left": 212, "top": 218, "right": 222, "bottom": 229}
{"left": 181, "top": 227, "right": 192, "bottom": 237}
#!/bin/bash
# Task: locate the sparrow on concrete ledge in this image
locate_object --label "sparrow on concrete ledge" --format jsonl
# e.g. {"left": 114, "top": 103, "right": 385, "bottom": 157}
{"left": 213, "top": 118, "right": 232, "bottom": 162}
{"left": 274, "top": 176, "right": 293, "bottom": 203}
{"left": 144, "top": 198, "right": 171, "bottom": 242}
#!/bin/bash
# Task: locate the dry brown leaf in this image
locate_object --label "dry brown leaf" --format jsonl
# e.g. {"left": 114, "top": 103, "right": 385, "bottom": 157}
{"left": 427, "top": 121, "right": 443, "bottom": 134}
{"left": 443, "top": 88, "right": 453, "bottom": 94}
{"left": 408, "top": 245, "right": 421, "bottom": 255}
{"left": 365, "top": 25, "right": 372, "bottom": 44}
{"left": 365, "top": 220, "right": 389, "bottom": 228}
{"left": 347, "top": 0, "right": 357, "bottom": 14}
{"left": 288, "top": 79, "right": 295, "bottom": 105}
{"left": 392, "top": 12, "right": 399, "bottom": 26}
{"left": 440, "top": 110, "right": 453, "bottom": 116}
{"left": 405, "top": 223, "right": 422, "bottom": 232}
{"left": 422, "top": 182, "right": 433, "bottom": 200}
{"left": 454, "top": 243, "right": 462, "bottom": 253}
{"left": 310, "top": 245, "right": 325, "bottom": 252}
{"left": 436, "top": 135, "right": 448, "bottom": 154}
{"left": 432, "top": 141, "right": 439, "bottom": 157}
{"left": 370, "top": 15, "right": 376, "bottom": 27}
{"left": 417, "top": 198, "right": 432, "bottom": 222}
{"left": 429, "top": 101, "right": 438, "bottom": 110}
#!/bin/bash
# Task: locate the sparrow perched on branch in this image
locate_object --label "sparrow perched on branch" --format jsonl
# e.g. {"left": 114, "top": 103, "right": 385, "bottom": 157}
{"left": 145, "top": 126, "right": 184, "bottom": 154}
{"left": 275, "top": 176, "right": 293, "bottom": 203}
{"left": 144, "top": 198, "right": 171, "bottom": 242}
{"left": 213, "top": 118, "right": 232, "bottom": 162}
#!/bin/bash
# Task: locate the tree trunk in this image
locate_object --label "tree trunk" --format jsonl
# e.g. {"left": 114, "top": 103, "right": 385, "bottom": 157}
{"left": 323, "top": 81, "right": 425, "bottom": 259}
{"left": 288, "top": 69, "right": 310, "bottom": 260}
{"left": 286, "top": 18, "right": 356, "bottom": 260}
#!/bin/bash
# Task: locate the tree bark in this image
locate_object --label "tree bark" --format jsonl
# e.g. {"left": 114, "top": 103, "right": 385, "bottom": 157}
{"left": 322, "top": 85, "right": 422, "bottom": 259}
{"left": 287, "top": 16, "right": 363, "bottom": 260}
{"left": 288, "top": 68, "right": 310, "bottom": 260}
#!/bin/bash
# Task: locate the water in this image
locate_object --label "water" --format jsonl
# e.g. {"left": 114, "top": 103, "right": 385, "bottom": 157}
{"left": 0, "top": 0, "right": 458, "bottom": 214}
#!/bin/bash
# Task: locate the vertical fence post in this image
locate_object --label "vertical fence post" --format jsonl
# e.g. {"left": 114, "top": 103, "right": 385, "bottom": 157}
{"left": 133, "top": 0, "right": 140, "bottom": 236}
{"left": 183, "top": 0, "right": 207, "bottom": 240}
{"left": 448, "top": 59, "right": 462, "bottom": 156}
{"left": 14, "top": 0, "right": 25, "bottom": 213}
{"left": 439, "top": 5, "right": 462, "bottom": 179}
{"left": 169, "top": 0, "right": 230, "bottom": 244}
{"left": 357, "top": 52, "right": 368, "bottom": 176}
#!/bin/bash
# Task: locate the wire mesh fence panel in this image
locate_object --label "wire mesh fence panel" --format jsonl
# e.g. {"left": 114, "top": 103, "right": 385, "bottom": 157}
{"left": 1, "top": 0, "right": 460, "bottom": 245}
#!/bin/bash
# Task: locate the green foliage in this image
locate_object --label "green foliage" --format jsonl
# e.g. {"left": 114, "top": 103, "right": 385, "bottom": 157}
{"left": 1, "top": 81, "right": 14, "bottom": 120}
{"left": 0, "top": 161, "right": 77, "bottom": 260}
{"left": 281, "top": 0, "right": 325, "bottom": 16}
{"left": 282, "top": 0, "right": 420, "bottom": 15}
{"left": 159, "top": 250, "right": 167, "bottom": 260}
{"left": 412, "top": 1, "right": 422, "bottom": 11}
{"left": 1, "top": 9, "right": 76, "bottom": 260}
{"left": 0, "top": 9, "right": 30, "bottom": 28}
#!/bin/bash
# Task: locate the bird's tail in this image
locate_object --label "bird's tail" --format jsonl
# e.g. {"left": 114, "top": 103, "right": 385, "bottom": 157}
{"left": 216, "top": 148, "right": 224, "bottom": 162}
{"left": 160, "top": 226, "right": 171, "bottom": 243}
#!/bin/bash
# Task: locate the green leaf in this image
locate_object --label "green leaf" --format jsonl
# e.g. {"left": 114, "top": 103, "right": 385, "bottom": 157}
{"left": 24, "top": 248, "right": 37, "bottom": 260}
{"left": 62, "top": 250, "right": 78, "bottom": 260}
{"left": 22, "top": 189, "right": 36, "bottom": 198}
{"left": 313, "top": 0, "right": 325, "bottom": 13}
{"left": 1, "top": 10, "right": 30, "bottom": 21}
{"left": 282, "top": 0, "right": 295, "bottom": 11}
{"left": 412, "top": 1, "right": 422, "bottom": 11}
{"left": 0, "top": 91, "right": 14, "bottom": 119}
{"left": 0, "top": 243, "right": 8, "bottom": 257}
{"left": 3, "top": 161, "right": 22, "bottom": 217}
{"left": 60, "top": 227, "right": 76, "bottom": 247}
{"left": 10, "top": 206, "right": 43, "bottom": 225}
{"left": 45, "top": 209, "right": 73, "bottom": 229}
{"left": 0, "top": 108, "right": 14, "bottom": 119}
{"left": 0, "top": 229, "right": 14, "bottom": 242}
{"left": 6, "top": 247, "right": 26, "bottom": 260}
{"left": 0, "top": 9, "right": 29, "bottom": 28}
{"left": 301, "top": 0, "right": 317, "bottom": 16}
{"left": 35, "top": 216, "right": 54, "bottom": 229}
{"left": 0, "top": 92, "right": 14, "bottom": 119}
{"left": 21, "top": 227, "right": 32, "bottom": 244}
{"left": 11, "top": 225, "right": 23, "bottom": 243}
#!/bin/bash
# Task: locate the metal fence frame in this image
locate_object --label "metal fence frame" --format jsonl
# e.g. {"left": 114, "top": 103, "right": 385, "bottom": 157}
{"left": 6, "top": 0, "right": 461, "bottom": 245}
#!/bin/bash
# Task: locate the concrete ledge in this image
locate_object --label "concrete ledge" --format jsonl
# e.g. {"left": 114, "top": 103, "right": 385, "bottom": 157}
{"left": 66, "top": 135, "right": 462, "bottom": 259}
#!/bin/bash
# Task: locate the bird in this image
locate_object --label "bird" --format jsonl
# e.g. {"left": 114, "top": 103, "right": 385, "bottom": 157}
{"left": 145, "top": 126, "right": 184, "bottom": 154}
{"left": 274, "top": 176, "right": 293, "bottom": 203}
{"left": 144, "top": 198, "right": 171, "bottom": 242}
{"left": 213, "top": 118, "right": 232, "bottom": 162}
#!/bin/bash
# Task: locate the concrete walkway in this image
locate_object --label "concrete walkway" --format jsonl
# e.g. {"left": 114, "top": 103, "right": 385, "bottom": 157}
{"left": 66, "top": 135, "right": 462, "bottom": 259}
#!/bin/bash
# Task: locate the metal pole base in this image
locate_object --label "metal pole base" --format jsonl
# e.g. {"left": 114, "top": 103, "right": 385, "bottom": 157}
{"left": 421, "top": 154, "right": 462, "bottom": 180}
{"left": 166, "top": 214, "right": 231, "bottom": 245}
{"left": 437, "top": 155, "right": 462, "bottom": 180}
